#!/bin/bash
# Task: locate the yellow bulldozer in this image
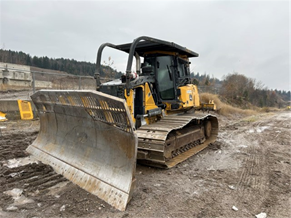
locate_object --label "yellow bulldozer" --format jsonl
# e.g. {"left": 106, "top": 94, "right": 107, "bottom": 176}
{"left": 27, "top": 36, "right": 218, "bottom": 211}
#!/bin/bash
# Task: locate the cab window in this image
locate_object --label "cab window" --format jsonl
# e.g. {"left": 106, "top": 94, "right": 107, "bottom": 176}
{"left": 156, "top": 56, "right": 175, "bottom": 100}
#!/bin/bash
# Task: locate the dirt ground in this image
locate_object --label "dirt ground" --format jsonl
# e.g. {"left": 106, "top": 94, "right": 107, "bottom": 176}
{"left": 0, "top": 111, "right": 290, "bottom": 218}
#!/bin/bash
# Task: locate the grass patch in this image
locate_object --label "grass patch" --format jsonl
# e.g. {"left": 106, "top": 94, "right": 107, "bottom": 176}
{"left": 259, "top": 107, "right": 282, "bottom": 113}
{"left": 241, "top": 116, "right": 259, "bottom": 122}
{"left": 200, "top": 93, "right": 257, "bottom": 117}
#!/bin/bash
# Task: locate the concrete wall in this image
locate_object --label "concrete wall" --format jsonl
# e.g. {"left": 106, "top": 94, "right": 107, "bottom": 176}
{"left": 0, "top": 62, "right": 30, "bottom": 72}
{"left": 0, "top": 62, "right": 32, "bottom": 88}
{"left": 5, "top": 79, "right": 31, "bottom": 87}
{"left": 35, "top": 80, "right": 53, "bottom": 88}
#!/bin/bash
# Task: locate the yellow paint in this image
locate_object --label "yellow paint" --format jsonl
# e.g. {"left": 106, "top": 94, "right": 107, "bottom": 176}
{"left": 67, "top": 96, "right": 78, "bottom": 106}
{"left": 0, "top": 111, "right": 7, "bottom": 121}
{"left": 144, "top": 83, "right": 158, "bottom": 113}
{"left": 163, "top": 102, "right": 175, "bottom": 114}
{"left": 143, "top": 51, "right": 189, "bottom": 61}
{"left": 162, "top": 84, "right": 201, "bottom": 114}
{"left": 83, "top": 95, "right": 114, "bottom": 123}
{"left": 99, "top": 100, "right": 114, "bottom": 123}
{"left": 17, "top": 100, "right": 33, "bottom": 120}
{"left": 208, "top": 100, "right": 217, "bottom": 111}
{"left": 58, "top": 95, "right": 67, "bottom": 105}
{"left": 144, "top": 83, "right": 159, "bottom": 125}
{"left": 81, "top": 96, "right": 95, "bottom": 117}
{"left": 81, "top": 96, "right": 90, "bottom": 107}
{"left": 124, "top": 83, "right": 158, "bottom": 125}
{"left": 201, "top": 103, "right": 216, "bottom": 111}
{"left": 124, "top": 89, "right": 135, "bottom": 123}
{"left": 178, "top": 84, "right": 200, "bottom": 109}
{"left": 143, "top": 50, "right": 179, "bottom": 56}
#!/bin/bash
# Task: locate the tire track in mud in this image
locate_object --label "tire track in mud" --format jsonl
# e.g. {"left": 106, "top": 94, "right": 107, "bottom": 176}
{"left": 0, "top": 131, "right": 38, "bottom": 161}
{"left": 0, "top": 128, "right": 69, "bottom": 213}
{"left": 1, "top": 113, "right": 290, "bottom": 218}
{"left": 0, "top": 163, "right": 67, "bottom": 193}
{"left": 260, "top": 114, "right": 291, "bottom": 214}
{"left": 230, "top": 114, "right": 291, "bottom": 216}
{"left": 220, "top": 119, "right": 271, "bottom": 215}
{"left": 235, "top": 135, "right": 268, "bottom": 214}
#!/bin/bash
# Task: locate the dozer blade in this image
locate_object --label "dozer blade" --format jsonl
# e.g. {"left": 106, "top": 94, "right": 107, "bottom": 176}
{"left": 26, "top": 90, "right": 137, "bottom": 211}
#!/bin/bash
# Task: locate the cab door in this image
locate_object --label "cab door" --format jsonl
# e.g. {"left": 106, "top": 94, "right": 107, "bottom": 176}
{"left": 156, "top": 56, "right": 175, "bottom": 100}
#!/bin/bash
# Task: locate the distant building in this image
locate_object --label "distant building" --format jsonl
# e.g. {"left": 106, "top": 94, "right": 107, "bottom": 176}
{"left": 0, "top": 62, "right": 32, "bottom": 88}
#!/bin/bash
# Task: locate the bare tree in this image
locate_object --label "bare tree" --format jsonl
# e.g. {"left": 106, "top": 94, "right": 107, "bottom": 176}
{"left": 220, "top": 73, "right": 255, "bottom": 101}
{"left": 103, "top": 56, "right": 115, "bottom": 80}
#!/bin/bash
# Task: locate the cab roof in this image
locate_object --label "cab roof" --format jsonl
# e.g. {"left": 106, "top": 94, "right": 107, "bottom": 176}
{"left": 115, "top": 39, "right": 199, "bottom": 58}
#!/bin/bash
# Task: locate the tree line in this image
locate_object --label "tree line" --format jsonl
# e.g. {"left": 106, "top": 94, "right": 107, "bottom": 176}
{"left": 1, "top": 49, "right": 289, "bottom": 108}
{"left": 192, "top": 72, "right": 290, "bottom": 108}
{"left": 0, "top": 49, "right": 122, "bottom": 79}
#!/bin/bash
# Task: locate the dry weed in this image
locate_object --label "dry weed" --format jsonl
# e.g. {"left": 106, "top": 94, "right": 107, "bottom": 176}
{"left": 200, "top": 93, "right": 257, "bottom": 116}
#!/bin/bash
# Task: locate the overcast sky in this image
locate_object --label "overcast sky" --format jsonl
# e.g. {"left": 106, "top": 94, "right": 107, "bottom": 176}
{"left": 0, "top": 0, "right": 289, "bottom": 91}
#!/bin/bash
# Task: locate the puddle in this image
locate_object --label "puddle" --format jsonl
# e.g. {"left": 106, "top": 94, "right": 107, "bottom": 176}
{"left": 249, "top": 126, "right": 269, "bottom": 133}
{"left": 256, "top": 126, "right": 269, "bottom": 133}
{"left": 2, "top": 156, "right": 39, "bottom": 168}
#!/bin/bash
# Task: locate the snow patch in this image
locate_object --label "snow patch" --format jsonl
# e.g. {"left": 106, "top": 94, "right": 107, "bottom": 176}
{"left": 2, "top": 156, "right": 39, "bottom": 168}
{"left": 60, "top": 205, "right": 66, "bottom": 212}
{"left": 256, "top": 126, "right": 269, "bottom": 133}
{"left": 249, "top": 126, "right": 269, "bottom": 133}
{"left": 46, "top": 181, "right": 70, "bottom": 196}
{"left": 255, "top": 212, "right": 267, "bottom": 218}
{"left": 232, "top": 205, "right": 238, "bottom": 211}
{"left": 4, "top": 188, "right": 34, "bottom": 206}
{"left": 102, "top": 79, "right": 122, "bottom": 85}
{"left": 6, "top": 205, "right": 18, "bottom": 211}
{"left": 9, "top": 170, "right": 25, "bottom": 178}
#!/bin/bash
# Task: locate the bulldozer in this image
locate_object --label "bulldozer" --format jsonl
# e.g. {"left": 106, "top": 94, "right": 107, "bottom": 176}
{"left": 26, "top": 36, "right": 218, "bottom": 211}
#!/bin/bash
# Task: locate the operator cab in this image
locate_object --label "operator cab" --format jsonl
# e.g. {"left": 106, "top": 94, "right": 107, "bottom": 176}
{"left": 140, "top": 54, "right": 191, "bottom": 102}
{"left": 96, "top": 36, "right": 198, "bottom": 104}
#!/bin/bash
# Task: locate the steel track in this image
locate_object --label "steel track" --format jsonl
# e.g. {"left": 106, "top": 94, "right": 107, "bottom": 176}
{"left": 136, "top": 112, "right": 219, "bottom": 168}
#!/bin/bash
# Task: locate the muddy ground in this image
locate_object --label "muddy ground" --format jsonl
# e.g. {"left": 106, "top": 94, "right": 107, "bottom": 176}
{"left": 0, "top": 111, "right": 290, "bottom": 218}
